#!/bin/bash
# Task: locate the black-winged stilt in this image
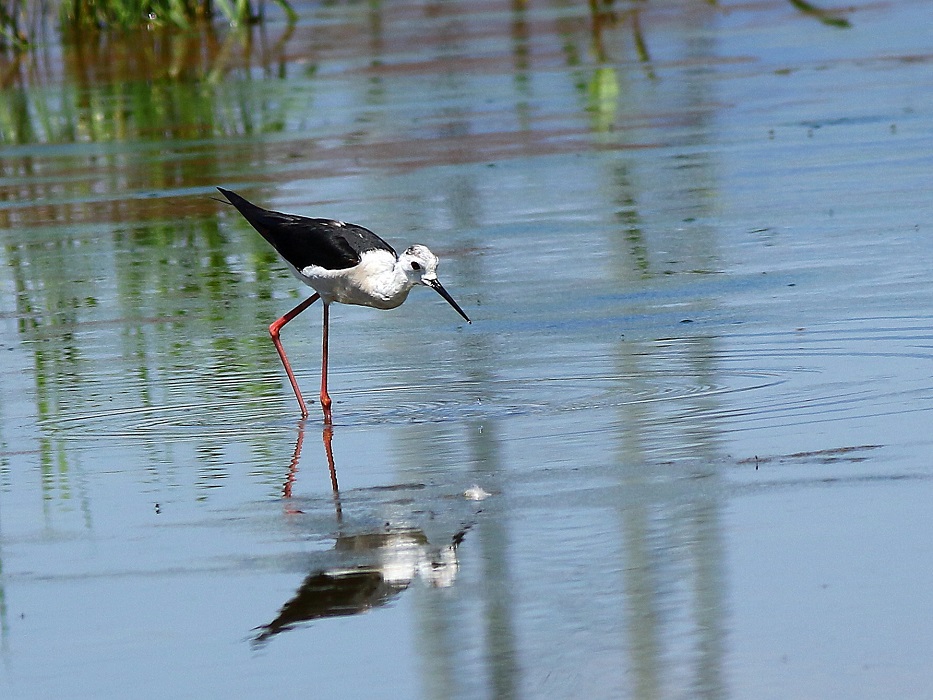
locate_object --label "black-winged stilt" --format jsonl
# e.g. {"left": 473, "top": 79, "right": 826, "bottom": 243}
{"left": 217, "top": 188, "right": 471, "bottom": 420}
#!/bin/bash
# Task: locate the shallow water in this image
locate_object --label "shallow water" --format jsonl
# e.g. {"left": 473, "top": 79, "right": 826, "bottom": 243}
{"left": 2, "top": 0, "right": 933, "bottom": 697}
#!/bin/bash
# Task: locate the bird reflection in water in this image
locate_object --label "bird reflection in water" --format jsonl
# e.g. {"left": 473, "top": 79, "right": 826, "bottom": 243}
{"left": 254, "top": 420, "right": 476, "bottom": 646}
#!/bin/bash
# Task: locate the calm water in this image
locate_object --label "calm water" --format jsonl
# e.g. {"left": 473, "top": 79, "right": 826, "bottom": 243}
{"left": 2, "top": 0, "right": 933, "bottom": 697}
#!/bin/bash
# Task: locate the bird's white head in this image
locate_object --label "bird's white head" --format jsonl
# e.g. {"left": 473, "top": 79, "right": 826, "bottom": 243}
{"left": 398, "top": 245, "right": 471, "bottom": 324}
{"left": 399, "top": 245, "right": 440, "bottom": 286}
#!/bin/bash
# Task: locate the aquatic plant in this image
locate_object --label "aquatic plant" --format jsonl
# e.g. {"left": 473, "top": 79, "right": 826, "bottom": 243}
{"left": 0, "top": 0, "right": 31, "bottom": 51}
{"left": 787, "top": 0, "right": 851, "bottom": 28}
{"left": 2, "top": 0, "right": 853, "bottom": 54}
{"left": 59, "top": 0, "right": 296, "bottom": 30}
{"left": 0, "top": 0, "right": 296, "bottom": 51}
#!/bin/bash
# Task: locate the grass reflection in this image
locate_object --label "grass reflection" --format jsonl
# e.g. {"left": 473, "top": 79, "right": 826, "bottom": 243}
{"left": 787, "top": 0, "right": 851, "bottom": 28}
{"left": 1, "top": 0, "right": 295, "bottom": 51}
{"left": 0, "top": 22, "right": 296, "bottom": 144}
{"left": 0, "top": 23, "right": 311, "bottom": 510}
{"left": 8, "top": 212, "right": 292, "bottom": 425}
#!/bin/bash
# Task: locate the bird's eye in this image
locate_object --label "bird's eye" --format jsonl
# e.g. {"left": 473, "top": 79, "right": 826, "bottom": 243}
{"left": 411, "top": 261, "right": 421, "bottom": 270}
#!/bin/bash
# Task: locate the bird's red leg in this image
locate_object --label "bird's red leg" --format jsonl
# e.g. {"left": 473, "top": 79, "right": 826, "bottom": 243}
{"left": 320, "top": 302, "right": 333, "bottom": 422}
{"left": 269, "top": 294, "right": 320, "bottom": 418}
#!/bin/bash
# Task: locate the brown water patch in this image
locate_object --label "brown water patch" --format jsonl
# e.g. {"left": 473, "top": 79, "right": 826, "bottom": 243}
{"left": 0, "top": 127, "right": 662, "bottom": 226}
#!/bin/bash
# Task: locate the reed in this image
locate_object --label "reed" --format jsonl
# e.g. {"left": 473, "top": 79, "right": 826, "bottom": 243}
{"left": 2, "top": 0, "right": 850, "bottom": 55}
{"left": 59, "top": 0, "right": 296, "bottom": 30}
{"left": 0, "top": 0, "right": 296, "bottom": 51}
{"left": 1, "top": 0, "right": 31, "bottom": 51}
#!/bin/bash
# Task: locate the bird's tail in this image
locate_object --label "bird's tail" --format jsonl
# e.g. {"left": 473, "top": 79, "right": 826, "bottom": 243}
{"left": 216, "top": 187, "right": 291, "bottom": 251}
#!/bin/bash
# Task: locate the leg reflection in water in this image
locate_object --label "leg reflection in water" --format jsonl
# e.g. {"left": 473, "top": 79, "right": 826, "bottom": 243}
{"left": 253, "top": 420, "right": 481, "bottom": 646}
{"left": 282, "top": 419, "right": 341, "bottom": 520}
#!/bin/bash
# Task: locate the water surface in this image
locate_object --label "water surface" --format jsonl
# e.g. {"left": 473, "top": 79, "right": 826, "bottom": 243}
{"left": 2, "top": 0, "right": 933, "bottom": 697}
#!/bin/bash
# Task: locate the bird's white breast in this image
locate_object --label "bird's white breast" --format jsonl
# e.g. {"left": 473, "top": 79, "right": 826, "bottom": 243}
{"left": 297, "top": 250, "right": 413, "bottom": 309}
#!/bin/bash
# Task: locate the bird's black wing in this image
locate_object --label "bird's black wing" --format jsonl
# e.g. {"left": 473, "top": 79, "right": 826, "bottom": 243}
{"left": 218, "top": 188, "right": 396, "bottom": 271}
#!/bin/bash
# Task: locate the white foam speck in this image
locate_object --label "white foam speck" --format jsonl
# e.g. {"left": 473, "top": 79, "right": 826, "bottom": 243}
{"left": 464, "top": 485, "right": 492, "bottom": 501}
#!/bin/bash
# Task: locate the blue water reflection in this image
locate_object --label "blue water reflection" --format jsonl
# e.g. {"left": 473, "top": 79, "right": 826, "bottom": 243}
{"left": 2, "top": 0, "right": 933, "bottom": 698}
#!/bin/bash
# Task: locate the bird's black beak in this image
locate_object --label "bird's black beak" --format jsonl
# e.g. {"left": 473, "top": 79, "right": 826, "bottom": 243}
{"left": 427, "top": 279, "right": 471, "bottom": 324}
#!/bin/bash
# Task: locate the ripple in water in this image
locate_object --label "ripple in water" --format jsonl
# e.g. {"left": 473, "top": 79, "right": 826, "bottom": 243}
{"left": 39, "top": 317, "right": 933, "bottom": 442}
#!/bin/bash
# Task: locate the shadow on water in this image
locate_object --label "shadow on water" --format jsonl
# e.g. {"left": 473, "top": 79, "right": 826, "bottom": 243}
{"left": 253, "top": 419, "right": 482, "bottom": 647}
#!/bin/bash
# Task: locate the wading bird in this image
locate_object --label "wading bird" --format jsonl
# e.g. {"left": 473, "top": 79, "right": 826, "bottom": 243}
{"left": 218, "top": 188, "right": 471, "bottom": 421}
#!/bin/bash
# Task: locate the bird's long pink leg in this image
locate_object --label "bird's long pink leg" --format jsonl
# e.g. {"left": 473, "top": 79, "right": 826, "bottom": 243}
{"left": 320, "top": 302, "right": 333, "bottom": 422}
{"left": 269, "top": 294, "right": 320, "bottom": 418}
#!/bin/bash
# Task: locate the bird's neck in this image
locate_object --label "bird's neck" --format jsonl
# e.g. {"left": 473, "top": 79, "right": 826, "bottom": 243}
{"left": 346, "top": 257, "right": 414, "bottom": 309}
{"left": 382, "top": 262, "right": 417, "bottom": 305}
